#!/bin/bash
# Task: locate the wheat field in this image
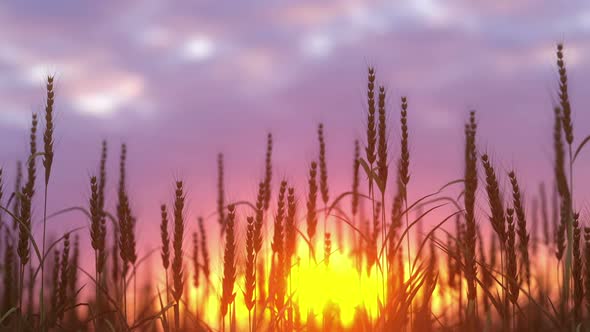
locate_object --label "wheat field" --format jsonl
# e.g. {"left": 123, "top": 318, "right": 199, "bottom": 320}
{"left": 0, "top": 43, "right": 588, "bottom": 332}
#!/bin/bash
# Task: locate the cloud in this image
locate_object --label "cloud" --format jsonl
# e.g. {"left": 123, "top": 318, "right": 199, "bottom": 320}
{"left": 180, "top": 36, "right": 217, "bottom": 62}
{"left": 73, "top": 75, "right": 145, "bottom": 117}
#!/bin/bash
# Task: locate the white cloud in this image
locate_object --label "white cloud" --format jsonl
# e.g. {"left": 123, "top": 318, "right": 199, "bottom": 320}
{"left": 73, "top": 75, "right": 144, "bottom": 117}
{"left": 302, "top": 33, "right": 333, "bottom": 58}
{"left": 181, "top": 36, "right": 216, "bottom": 62}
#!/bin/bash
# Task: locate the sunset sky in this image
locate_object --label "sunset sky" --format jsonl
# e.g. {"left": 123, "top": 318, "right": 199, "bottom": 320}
{"left": 1, "top": 1, "right": 590, "bottom": 281}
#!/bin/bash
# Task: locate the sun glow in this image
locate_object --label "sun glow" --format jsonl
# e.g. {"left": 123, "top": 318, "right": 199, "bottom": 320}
{"left": 179, "top": 238, "right": 384, "bottom": 330}
{"left": 158, "top": 213, "right": 448, "bottom": 331}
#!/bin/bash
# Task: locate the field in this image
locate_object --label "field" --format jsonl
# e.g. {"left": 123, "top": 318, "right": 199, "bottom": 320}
{"left": 0, "top": 43, "right": 587, "bottom": 332}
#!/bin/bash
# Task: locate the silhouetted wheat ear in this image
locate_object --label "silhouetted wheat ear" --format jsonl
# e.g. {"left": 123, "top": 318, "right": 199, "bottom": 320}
{"left": 272, "top": 181, "right": 287, "bottom": 311}
{"left": 221, "top": 204, "right": 237, "bottom": 318}
{"left": 388, "top": 175, "right": 403, "bottom": 264}
{"left": 89, "top": 176, "right": 101, "bottom": 251}
{"left": 372, "top": 201, "right": 381, "bottom": 245}
{"left": 509, "top": 171, "right": 530, "bottom": 288}
{"left": 464, "top": 110, "right": 478, "bottom": 308}
{"left": 254, "top": 182, "right": 265, "bottom": 254}
{"left": 530, "top": 196, "right": 539, "bottom": 254}
{"left": 272, "top": 181, "right": 287, "bottom": 256}
{"left": 98, "top": 140, "right": 107, "bottom": 213}
{"left": 455, "top": 216, "right": 465, "bottom": 282}
{"left": 49, "top": 249, "right": 60, "bottom": 326}
{"left": 192, "top": 232, "right": 200, "bottom": 289}
{"left": 117, "top": 144, "right": 130, "bottom": 268}
{"left": 366, "top": 66, "right": 377, "bottom": 165}
{"left": 324, "top": 232, "right": 332, "bottom": 267}
{"left": 118, "top": 143, "right": 127, "bottom": 197}
{"left": 160, "top": 204, "right": 170, "bottom": 270}
{"left": 57, "top": 233, "right": 70, "bottom": 321}
{"left": 25, "top": 113, "right": 37, "bottom": 196}
{"left": 96, "top": 141, "right": 108, "bottom": 275}
{"left": 18, "top": 129, "right": 36, "bottom": 265}
{"left": 506, "top": 208, "right": 519, "bottom": 304}
{"left": 264, "top": 133, "right": 273, "bottom": 211}
{"left": 306, "top": 161, "right": 318, "bottom": 241}
{"left": 553, "top": 107, "right": 569, "bottom": 200}
{"left": 17, "top": 115, "right": 38, "bottom": 266}
{"left": 377, "top": 86, "right": 388, "bottom": 189}
{"left": 90, "top": 175, "right": 106, "bottom": 274}
{"left": 399, "top": 97, "right": 410, "bottom": 192}
{"left": 217, "top": 153, "right": 225, "bottom": 230}
{"left": 352, "top": 140, "right": 360, "bottom": 217}
{"left": 12, "top": 160, "right": 22, "bottom": 230}
{"left": 42, "top": 75, "right": 55, "bottom": 186}
{"left": 285, "top": 187, "right": 297, "bottom": 267}
{"left": 118, "top": 196, "right": 132, "bottom": 271}
{"left": 172, "top": 181, "right": 185, "bottom": 302}
{"left": 198, "top": 217, "right": 210, "bottom": 280}
{"left": 244, "top": 216, "right": 256, "bottom": 311}
{"left": 556, "top": 43, "right": 573, "bottom": 145}
{"left": 126, "top": 182, "right": 137, "bottom": 266}
{"left": 68, "top": 234, "right": 79, "bottom": 297}
{"left": 481, "top": 154, "right": 506, "bottom": 243}
{"left": 318, "top": 123, "right": 329, "bottom": 205}
{"left": 111, "top": 220, "right": 120, "bottom": 282}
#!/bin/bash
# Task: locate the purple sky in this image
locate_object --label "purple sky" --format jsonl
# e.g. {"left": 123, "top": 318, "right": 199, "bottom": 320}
{"left": 2, "top": 1, "right": 590, "bottom": 283}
